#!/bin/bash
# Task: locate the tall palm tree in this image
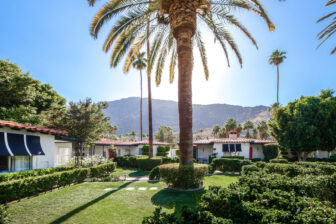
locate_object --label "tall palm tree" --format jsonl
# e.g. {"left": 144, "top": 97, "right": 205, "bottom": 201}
{"left": 132, "top": 52, "right": 147, "bottom": 141}
{"left": 212, "top": 125, "right": 221, "bottom": 137}
{"left": 243, "top": 120, "right": 254, "bottom": 138}
{"left": 317, "top": 0, "right": 336, "bottom": 55}
{"left": 257, "top": 121, "right": 268, "bottom": 139}
{"left": 88, "top": 0, "right": 274, "bottom": 165}
{"left": 269, "top": 50, "right": 286, "bottom": 105}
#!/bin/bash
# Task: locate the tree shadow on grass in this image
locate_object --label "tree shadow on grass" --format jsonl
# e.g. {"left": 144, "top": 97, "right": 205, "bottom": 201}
{"left": 128, "top": 170, "right": 149, "bottom": 177}
{"left": 49, "top": 182, "right": 132, "bottom": 224}
{"left": 151, "top": 189, "right": 205, "bottom": 215}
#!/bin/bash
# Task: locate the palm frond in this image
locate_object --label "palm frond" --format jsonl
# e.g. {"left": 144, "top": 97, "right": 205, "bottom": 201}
{"left": 195, "top": 31, "right": 209, "bottom": 80}
{"left": 169, "top": 49, "right": 177, "bottom": 83}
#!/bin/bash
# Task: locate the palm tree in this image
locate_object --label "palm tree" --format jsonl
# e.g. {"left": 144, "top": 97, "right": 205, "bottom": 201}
{"left": 243, "top": 120, "right": 254, "bottom": 138}
{"left": 212, "top": 125, "right": 221, "bottom": 137}
{"left": 317, "top": 0, "right": 336, "bottom": 55}
{"left": 224, "top": 118, "right": 238, "bottom": 135}
{"left": 132, "top": 52, "right": 147, "bottom": 141}
{"left": 236, "top": 123, "right": 243, "bottom": 137}
{"left": 269, "top": 50, "right": 286, "bottom": 105}
{"left": 257, "top": 121, "right": 269, "bottom": 139}
{"left": 88, "top": 0, "right": 274, "bottom": 165}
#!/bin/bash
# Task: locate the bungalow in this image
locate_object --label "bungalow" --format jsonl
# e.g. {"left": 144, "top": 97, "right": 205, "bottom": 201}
{"left": 0, "top": 120, "right": 68, "bottom": 172}
{"left": 86, "top": 139, "right": 171, "bottom": 158}
{"left": 194, "top": 133, "right": 274, "bottom": 163}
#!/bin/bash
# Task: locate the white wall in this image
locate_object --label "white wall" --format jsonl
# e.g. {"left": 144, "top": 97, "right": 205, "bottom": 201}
{"left": 251, "top": 144, "right": 264, "bottom": 160}
{"left": 55, "top": 142, "right": 73, "bottom": 167}
{"left": 213, "top": 143, "right": 250, "bottom": 159}
{"left": 0, "top": 127, "right": 55, "bottom": 170}
{"left": 197, "top": 145, "right": 213, "bottom": 162}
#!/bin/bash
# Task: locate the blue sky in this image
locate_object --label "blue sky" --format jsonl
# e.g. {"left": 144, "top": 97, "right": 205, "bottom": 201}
{"left": 0, "top": 0, "right": 335, "bottom": 107}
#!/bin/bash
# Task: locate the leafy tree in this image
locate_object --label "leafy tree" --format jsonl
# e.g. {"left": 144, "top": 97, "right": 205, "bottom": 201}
{"left": 132, "top": 52, "right": 147, "bottom": 141}
{"left": 155, "top": 126, "right": 176, "bottom": 144}
{"left": 269, "top": 50, "right": 286, "bottom": 104}
{"left": 0, "top": 59, "right": 66, "bottom": 125}
{"left": 88, "top": 0, "right": 274, "bottom": 166}
{"left": 128, "top": 130, "right": 138, "bottom": 141}
{"left": 236, "top": 123, "right": 243, "bottom": 137}
{"left": 243, "top": 120, "right": 254, "bottom": 138}
{"left": 268, "top": 89, "right": 336, "bottom": 161}
{"left": 224, "top": 118, "right": 238, "bottom": 135}
{"left": 47, "top": 98, "right": 113, "bottom": 165}
{"left": 317, "top": 0, "right": 336, "bottom": 55}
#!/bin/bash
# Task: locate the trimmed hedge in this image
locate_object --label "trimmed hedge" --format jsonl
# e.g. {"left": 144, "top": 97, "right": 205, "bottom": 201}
{"left": 269, "top": 158, "right": 288, "bottom": 163}
{"left": 262, "top": 144, "right": 279, "bottom": 161}
{"left": 221, "top": 156, "right": 244, "bottom": 160}
{"left": 0, "top": 162, "right": 116, "bottom": 203}
{"left": 136, "top": 158, "right": 162, "bottom": 171}
{"left": 158, "top": 163, "right": 209, "bottom": 189}
{"left": 142, "top": 145, "right": 149, "bottom": 156}
{"left": 0, "top": 166, "right": 74, "bottom": 182}
{"left": 156, "top": 146, "right": 170, "bottom": 157}
{"left": 149, "top": 166, "right": 160, "bottom": 180}
{"left": 210, "top": 158, "right": 252, "bottom": 173}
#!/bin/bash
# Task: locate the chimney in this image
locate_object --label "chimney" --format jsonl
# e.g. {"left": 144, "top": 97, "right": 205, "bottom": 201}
{"left": 229, "top": 131, "right": 238, "bottom": 139}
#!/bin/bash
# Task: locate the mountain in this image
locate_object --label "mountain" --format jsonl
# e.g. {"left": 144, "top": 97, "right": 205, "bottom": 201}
{"left": 105, "top": 97, "right": 271, "bottom": 135}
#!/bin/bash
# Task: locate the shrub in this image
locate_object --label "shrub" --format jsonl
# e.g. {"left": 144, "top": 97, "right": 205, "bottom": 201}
{"left": 162, "top": 157, "right": 179, "bottom": 164}
{"left": 242, "top": 165, "right": 260, "bottom": 175}
{"left": 221, "top": 156, "right": 244, "bottom": 160}
{"left": 114, "top": 156, "right": 137, "bottom": 167}
{"left": 269, "top": 158, "right": 288, "bottom": 163}
{"left": 262, "top": 144, "right": 279, "bottom": 161}
{"left": 251, "top": 158, "right": 262, "bottom": 162}
{"left": 210, "top": 158, "right": 252, "bottom": 173}
{"left": 79, "top": 155, "right": 108, "bottom": 167}
{"left": 156, "top": 146, "right": 170, "bottom": 157}
{"left": 136, "top": 158, "right": 162, "bottom": 171}
{"left": 0, "top": 166, "right": 73, "bottom": 182}
{"left": 89, "top": 162, "right": 116, "bottom": 178}
{"left": 159, "top": 163, "right": 208, "bottom": 189}
{"left": 209, "top": 154, "right": 218, "bottom": 163}
{"left": 0, "top": 168, "right": 89, "bottom": 203}
{"left": 175, "top": 150, "right": 180, "bottom": 156}
{"left": 0, "top": 205, "right": 8, "bottom": 224}
{"left": 149, "top": 166, "right": 160, "bottom": 180}
{"left": 142, "top": 145, "right": 149, "bottom": 155}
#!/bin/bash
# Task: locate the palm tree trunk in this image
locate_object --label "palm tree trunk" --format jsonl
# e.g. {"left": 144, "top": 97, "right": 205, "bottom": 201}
{"left": 170, "top": 0, "right": 197, "bottom": 165}
{"left": 140, "top": 69, "right": 143, "bottom": 141}
{"left": 147, "top": 15, "right": 154, "bottom": 158}
{"left": 277, "top": 65, "right": 279, "bottom": 105}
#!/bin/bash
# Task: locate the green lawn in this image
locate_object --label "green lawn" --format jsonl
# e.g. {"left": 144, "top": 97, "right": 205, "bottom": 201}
{"left": 7, "top": 174, "right": 239, "bottom": 224}
{"left": 113, "top": 168, "right": 150, "bottom": 177}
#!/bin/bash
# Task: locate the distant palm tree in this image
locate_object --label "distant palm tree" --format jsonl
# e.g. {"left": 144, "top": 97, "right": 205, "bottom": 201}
{"left": 269, "top": 50, "right": 286, "bottom": 105}
{"left": 317, "top": 0, "right": 336, "bottom": 55}
{"left": 257, "top": 121, "right": 269, "bottom": 139}
{"left": 243, "top": 121, "right": 254, "bottom": 138}
{"left": 212, "top": 125, "right": 221, "bottom": 137}
{"left": 132, "top": 52, "right": 147, "bottom": 141}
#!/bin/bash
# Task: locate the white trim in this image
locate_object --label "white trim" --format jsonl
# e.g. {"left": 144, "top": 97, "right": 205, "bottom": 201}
{"left": 4, "top": 132, "right": 14, "bottom": 156}
{"left": 24, "top": 135, "right": 32, "bottom": 156}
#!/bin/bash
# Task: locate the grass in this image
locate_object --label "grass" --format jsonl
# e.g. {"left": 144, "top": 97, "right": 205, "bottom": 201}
{"left": 113, "top": 168, "right": 150, "bottom": 178}
{"left": 7, "top": 174, "right": 239, "bottom": 224}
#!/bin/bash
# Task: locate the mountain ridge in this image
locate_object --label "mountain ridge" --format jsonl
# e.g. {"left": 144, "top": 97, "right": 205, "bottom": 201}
{"left": 104, "top": 97, "right": 271, "bottom": 134}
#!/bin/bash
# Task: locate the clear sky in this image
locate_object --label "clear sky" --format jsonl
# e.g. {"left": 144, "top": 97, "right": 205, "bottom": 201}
{"left": 0, "top": 0, "right": 335, "bottom": 107}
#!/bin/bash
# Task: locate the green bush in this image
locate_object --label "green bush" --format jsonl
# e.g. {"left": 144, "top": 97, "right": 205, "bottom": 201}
{"left": 149, "top": 166, "right": 160, "bottom": 180}
{"left": 0, "top": 166, "right": 74, "bottom": 182}
{"left": 175, "top": 150, "right": 180, "bottom": 156}
{"left": 220, "top": 156, "right": 244, "bottom": 160}
{"left": 114, "top": 156, "right": 137, "bottom": 167}
{"left": 136, "top": 158, "right": 162, "bottom": 171}
{"left": 89, "top": 162, "right": 116, "bottom": 178}
{"left": 210, "top": 158, "right": 252, "bottom": 173}
{"left": 156, "top": 146, "right": 170, "bottom": 157}
{"left": 162, "top": 157, "right": 179, "bottom": 164}
{"left": 142, "top": 145, "right": 149, "bottom": 155}
{"left": 241, "top": 165, "right": 260, "bottom": 175}
{"left": 0, "top": 168, "right": 89, "bottom": 203}
{"left": 159, "top": 163, "right": 208, "bottom": 189}
{"left": 262, "top": 144, "right": 279, "bottom": 161}
{"left": 0, "top": 205, "right": 8, "bottom": 224}
{"left": 269, "top": 158, "right": 288, "bottom": 163}
{"left": 209, "top": 154, "right": 217, "bottom": 163}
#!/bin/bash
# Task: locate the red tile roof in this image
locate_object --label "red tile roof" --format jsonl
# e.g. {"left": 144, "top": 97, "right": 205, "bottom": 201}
{"left": 94, "top": 139, "right": 170, "bottom": 146}
{"left": 194, "top": 138, "right": 274, "bottom": 145}
{"left": 0, "top": 120, "right": 68, "bottom": 136}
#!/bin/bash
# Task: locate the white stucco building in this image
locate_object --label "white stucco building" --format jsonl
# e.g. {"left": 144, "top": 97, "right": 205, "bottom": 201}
{"left": 0, "top": 119, "right": 68, "bottom": 172}
{"left": 88, "top": 139, "right": 171, "bottom": 158}
{"left": 194, "top": 136, "right": 274, "bottom": 163}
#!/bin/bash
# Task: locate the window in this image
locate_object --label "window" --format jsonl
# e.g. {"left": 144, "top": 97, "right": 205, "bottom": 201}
{"left": 236, "top": 144, "right": 242, "bottom": 152}
{"left": 222, "top": 144, "right": 229, "bottom": 152}
{"left": 12, "top": 156, "right": 32, "bottom": 172}
{"left": 229, "top": 144, "right": 235, "bottom": 152}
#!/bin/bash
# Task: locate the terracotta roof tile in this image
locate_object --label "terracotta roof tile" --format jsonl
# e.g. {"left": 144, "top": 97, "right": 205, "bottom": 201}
{"left": 0, "top": 120, "right": 68, "bottom": 136}
{"left": 94, "top": 139, "right": 170, "bottom": 146}
{"left": 194, "top": 138, "right": 274, "bottom": 145}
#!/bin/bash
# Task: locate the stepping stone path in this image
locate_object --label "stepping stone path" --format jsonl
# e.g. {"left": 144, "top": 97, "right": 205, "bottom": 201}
{"left": 138, "top": 187, "right": 147, "bottom": 191}
{"left": 104, "top": 188, "right": 113, "bottom": 191}
{"left": 126, "top": 187, "right": 135, "bottom": 191}
{"left": 149, "top": 187, "right": 158, "bottom": 190}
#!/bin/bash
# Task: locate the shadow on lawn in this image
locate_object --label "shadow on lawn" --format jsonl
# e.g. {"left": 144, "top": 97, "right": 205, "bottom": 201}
{"left": 49, "top": 182, "right": 132, "bottom": 224}
{"left": 128, "top": 170, "right": 149, "bottom": 177}
{"left": 151, "top": 189, "right": 205, "bottom": 214}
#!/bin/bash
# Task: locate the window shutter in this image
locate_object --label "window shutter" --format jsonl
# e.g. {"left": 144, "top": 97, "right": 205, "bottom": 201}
{"left": 236, "top": 144, "right": 242, "bottom": 152}
{"left": 222, "top": 144, "right": 229, "bottom": 152}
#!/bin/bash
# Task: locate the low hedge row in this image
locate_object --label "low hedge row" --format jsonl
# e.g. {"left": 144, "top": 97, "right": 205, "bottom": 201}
{"left": 0, "top": 166, "right": 74, "bottom": 182}
{"left": 158, "top": 163, "right": 209, "bottom": 189}
{"left": 114, "top": 156, "right": 179, "bottom": 171}
{"left": 0, "top": 162, "right": 116, "bottom": 203}
{"left": 209, "top": 158, "right": 252, "bottom": 173}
